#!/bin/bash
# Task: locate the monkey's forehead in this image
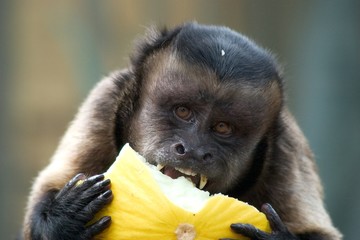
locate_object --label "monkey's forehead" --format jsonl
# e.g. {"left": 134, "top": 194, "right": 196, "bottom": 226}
{"left": 172, "top": 23, "right": 280, "bottom": 83}
{"left": 143, "top": 51, "right": 282, "bottom": 113}
{"left": 144, "top": 48, "right": 280, "bottom": 97}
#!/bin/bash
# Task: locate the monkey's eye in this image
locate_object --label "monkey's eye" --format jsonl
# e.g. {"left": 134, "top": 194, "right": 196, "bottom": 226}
{"left": 213, "top": 122, "right": 232, "bottom": 136}
{"left": 174, "top": 106, "right": 192, "bottom": 121}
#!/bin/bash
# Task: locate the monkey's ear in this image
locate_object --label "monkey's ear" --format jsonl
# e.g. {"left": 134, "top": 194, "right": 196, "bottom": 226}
{"left": 52, "top": 69, "right": 139, "bottom": 174}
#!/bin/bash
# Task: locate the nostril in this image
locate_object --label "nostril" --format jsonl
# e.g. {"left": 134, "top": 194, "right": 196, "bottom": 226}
{"left": 174, "top": 143, "right": 186, "bottom": 155}
{"left": 203, "top": 153, "right": 212, "bottom": 161}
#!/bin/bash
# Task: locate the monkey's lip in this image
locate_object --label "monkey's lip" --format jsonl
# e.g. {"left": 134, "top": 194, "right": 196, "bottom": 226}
{"left": 157, "top": 164, "right": 208, "bottom": 190}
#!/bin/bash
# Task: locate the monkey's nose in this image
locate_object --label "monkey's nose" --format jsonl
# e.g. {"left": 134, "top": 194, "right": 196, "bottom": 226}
{"left": 173, "top": 143, "right": 186, "bottom": 155}
{"left": 172, "top": 143, "right": 212, "bottom": 162}
{"left": 201, "top": 152, "right": 212, "bottom": 162}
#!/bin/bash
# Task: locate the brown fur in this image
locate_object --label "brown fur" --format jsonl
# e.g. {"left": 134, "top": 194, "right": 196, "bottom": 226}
{"left": 22, "top": 23, "right": 342, "bottom": 239}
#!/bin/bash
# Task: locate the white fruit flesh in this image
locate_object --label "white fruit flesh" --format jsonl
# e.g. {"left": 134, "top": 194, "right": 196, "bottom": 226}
{"left": 149, "top": 163, "right": 211, "bottom": 213}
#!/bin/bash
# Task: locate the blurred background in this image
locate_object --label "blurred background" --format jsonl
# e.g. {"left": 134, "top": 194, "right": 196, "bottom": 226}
{"left": 1, "top": 0, "right": 359, "bottom": 239}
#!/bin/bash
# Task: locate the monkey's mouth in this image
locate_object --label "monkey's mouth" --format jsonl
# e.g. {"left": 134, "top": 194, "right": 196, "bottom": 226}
{"left": 157, "top": 164, "right": 208, "bottom": 190}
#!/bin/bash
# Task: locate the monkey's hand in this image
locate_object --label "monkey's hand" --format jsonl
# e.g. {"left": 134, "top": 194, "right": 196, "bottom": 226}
{"left": 220, "top": 203, "right": 299, "bottom": 240}
{"left": 32, "top": 173, "right": 113, "bottom": 240}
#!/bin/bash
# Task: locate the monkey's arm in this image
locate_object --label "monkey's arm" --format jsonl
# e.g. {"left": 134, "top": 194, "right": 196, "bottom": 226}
{"left": 22, "top": 70, "right": 137, "bottom": 240}
{"left": 224, "top": 204, "right": 333, "bottom": 240}
{"left": 223, "top": 111, "right": 342, "bottom": 240}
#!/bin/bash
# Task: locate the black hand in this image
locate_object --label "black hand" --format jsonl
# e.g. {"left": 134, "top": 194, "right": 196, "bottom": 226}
{"left": 32, "top": 173, "right": 113, "bottom": 240}
{"left": 221, "top": 203, "right": 298, "bottom": 240}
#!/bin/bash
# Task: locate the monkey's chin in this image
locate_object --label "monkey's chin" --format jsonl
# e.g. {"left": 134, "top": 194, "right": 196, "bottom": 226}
{"left": 156, "top": 164, "right": 208, "bottom": 190}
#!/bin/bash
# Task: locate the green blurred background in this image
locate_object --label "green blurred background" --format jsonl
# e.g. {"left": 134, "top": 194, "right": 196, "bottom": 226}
{"left": 1, "top": 0, "right": 359, "bottom": 239}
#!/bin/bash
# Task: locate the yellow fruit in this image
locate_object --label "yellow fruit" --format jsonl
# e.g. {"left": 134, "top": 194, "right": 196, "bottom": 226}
{"left": 93, "top": 144, "right": 270, "bottom": 240}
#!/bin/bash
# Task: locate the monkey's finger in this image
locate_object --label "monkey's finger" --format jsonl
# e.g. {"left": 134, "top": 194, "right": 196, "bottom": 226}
{"left": 80, "top": 178, "right": 111, "bottom": 201}
{"left": 80, "top": 189, "right": 113, "bottom": 222}
{"left": 56, "top": 173, "right": 86, "bottom": 198}
{"left": 84, "top": 216, "right": 112, "bottom": 238}
{"left": 76, "top": 174, "right": 105, "bottom": 191}
{"left": 230, "top": 223, "right": 269, "bottom": 240}
{"left": 261, "top": 203, "right": 287, "bottom": 232}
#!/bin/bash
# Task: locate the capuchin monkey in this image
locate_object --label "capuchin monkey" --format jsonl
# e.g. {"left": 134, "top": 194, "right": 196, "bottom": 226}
{"left": 21, "top": 22, "right": 342, "bottom": 240}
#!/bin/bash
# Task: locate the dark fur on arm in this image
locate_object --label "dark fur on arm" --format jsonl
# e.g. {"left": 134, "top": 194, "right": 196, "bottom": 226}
{"left": 22, "top": 70, "right": 138, "bottom": 240}
{"left": 230, "top": 110, "right": 342, "bottom": 239}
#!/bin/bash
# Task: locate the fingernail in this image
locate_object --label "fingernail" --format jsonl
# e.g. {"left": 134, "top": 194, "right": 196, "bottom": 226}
{"left": 101, "top": 216, "right": 112, "bottom": 225}
{"left": 100, "top": 179, "right": 111, "bottom": 186}
{"left": 101, "top": 189, "right": 112, "bottom": 199}
{"left": 87, "top": 174, "right": 104, "bottom": 182}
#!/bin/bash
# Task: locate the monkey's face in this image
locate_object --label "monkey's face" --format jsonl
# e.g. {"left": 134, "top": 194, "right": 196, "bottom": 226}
{"left": 129, "top": 51, "right": 281, "bottom": 194}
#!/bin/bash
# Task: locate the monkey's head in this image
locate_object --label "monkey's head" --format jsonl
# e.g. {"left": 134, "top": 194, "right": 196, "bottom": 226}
{"left": 128, "top": 23, "right": 283, "bottom": 195}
